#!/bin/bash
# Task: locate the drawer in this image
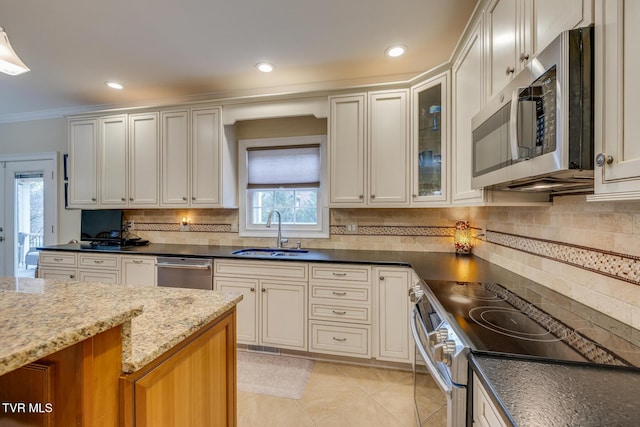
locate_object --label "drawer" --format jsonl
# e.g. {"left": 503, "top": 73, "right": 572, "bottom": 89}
{"left": 78, "top": 253, "right": 119, "bottom": 270}
{"left": 78, "top": 270, "right": 120, "bottom": 284}
{"left": 310, "top": 283, "right": 371, "bottom": 303}
{"left": 214, "top": 259, "right": 308, "bottom": 280}
{"left": 309, "top": 321, "right": 370, "bottom": 358}
{"left": 310, "top": 303, "right": 370, "bottom": 323}
{"left": 38, "top": 267, "right": 77, "bottom": 280}
{"left": 310, "top": 264, "right": 370, "bottom": 283}
{"left": 39, "top": 252, "right": 77, "bottom": 267}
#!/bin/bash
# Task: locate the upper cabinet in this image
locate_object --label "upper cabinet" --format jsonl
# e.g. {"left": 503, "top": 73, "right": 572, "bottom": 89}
{"left": 484, "top": 0, "right": 593, "bottom": 101}
{"left": 329, "top": 90, "right": 410, "bottom": 207}
{"left": 68, "top": 104, "right": 235, "bottom": 210}
{"left": 411, "top": 72, "right": 449, "bottom": 205}
{"left": 589, "top": 0, "right": 640, "bottom": 201}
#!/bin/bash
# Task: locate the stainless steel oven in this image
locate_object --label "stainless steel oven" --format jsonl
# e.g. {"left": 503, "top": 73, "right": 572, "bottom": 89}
{"left": 410, "top": 281, "right": 469, "bottom": 427}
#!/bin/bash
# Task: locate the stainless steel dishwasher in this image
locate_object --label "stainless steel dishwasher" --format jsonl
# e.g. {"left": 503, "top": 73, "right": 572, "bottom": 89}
{"left": 156, "top": 257, "right": 213, "bottom": 290}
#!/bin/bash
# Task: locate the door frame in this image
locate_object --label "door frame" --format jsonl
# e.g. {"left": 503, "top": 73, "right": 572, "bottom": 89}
{"left": 0, "top": 152, "right": 58, "bottom": 276}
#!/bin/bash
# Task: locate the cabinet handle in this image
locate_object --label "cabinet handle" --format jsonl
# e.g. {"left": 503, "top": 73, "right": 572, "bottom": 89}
{"left": 595, "top": 153, "right": 614, "bottom": 167}
{"left": 370, "top": 194, "right": 376, "bottom": 199}
{"left": 182, "top": 196, "right": 187, "bottom": 201}
{"left": 250, "top": 287, "right": 255, "bottom": 292}
{"left": 132, "top": 260, "right": 144, "bottom": 264}
{"left": 332, "top": 291, "right": 347, "bottom": 296}
{"left": 358, "top": 194, "right": 364, "bottom": 199}
{"left": 379, "top": 276, "right": 385, "bottom": 281}
{"left": 262, "top": 288, "right": 266, "bottom": 292}
{"left": 192, "top": 197, "right": 196, "bottom": 201}
{"left": 93, "top": 260, "right": 104, "bottom": 264}
{"left": 332, "top": 337, "right": 347, "bottom": 342}
{"left": 332, "top": 272, "right": 347, "bottom": 277}
{"left": 129, "top": 197, "right": 134, "bottom": 201}
{"left": 91, "top": 197, "right": 97, "bottom": 202}
{"left": 53, "top": 257, "right": 63, "bottom": 261}
{"left": 505, "top": 66, "right": 515, "bottom": 75}
{"left": 332, "top": 310, "right": 347, "bottom": 315}
{"left": 70, "top": 274, "right": 75, "bottom": 279}
{"left": 412, "top": 194, "right": 417, "bottom": 198}
{"left": 121, "top": 197, "right": 126, "bottom": 202}
{"left": 519, "top": 52, "right": 530, "bottom": 63}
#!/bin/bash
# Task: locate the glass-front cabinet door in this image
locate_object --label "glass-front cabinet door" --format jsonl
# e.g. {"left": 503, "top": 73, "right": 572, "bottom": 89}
{"left": 411, "top": 71, "right": 449, "bottom": 205}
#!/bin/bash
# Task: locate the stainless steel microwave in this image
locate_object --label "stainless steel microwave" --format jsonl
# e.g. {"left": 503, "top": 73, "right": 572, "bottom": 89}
{"left": 471, "top": 26, "right": 594, "bottom": 192}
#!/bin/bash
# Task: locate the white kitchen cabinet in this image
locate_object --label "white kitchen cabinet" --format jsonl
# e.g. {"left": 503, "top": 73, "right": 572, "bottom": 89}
{"left": 328, "top": 94, "right": 367, "bottom": 205}
{"left": 68, "top": 119, "right": 98, "bottom": 207}
{"left": 484, "top": 0, "right": 593, "bottom": 101}
{"left": 375, "top": 266, "right": 411, "bottom": 363}
{"left": 368, "top": 90, "right": 410, "bottom": 206}
{"left": 588, "top": 0, "right": 640, "bottom": 201}
{"left": 128, "top": 112, "right": 159, "bottom": 207}
{"left": 411, "top": 72, "right": 449, "bottom": 205}
{"left": 473, "top": 373, "right": 508, "bottom": 427}
{"left": 452, "top": 18, "right": 486, "bottom": 205}
{"left": 160, "top": 110, "right": 190, "bottom": 206}
{"left": 121, "top": 256, "right": 157, "bottom": 286}
{"left": 213, "top": 259, "right": 308, "bottom": 351}
{"left": 191, "top": 107, "right": 224, "bottom": 207}
{"left": 99, "top": 115, "right": 128, "bottom": 207}
{"left": 78, "top": 270, "right": 119, "bottom": 284}
{"left": 328, "top": 90, "right": 409, "bottom": 207}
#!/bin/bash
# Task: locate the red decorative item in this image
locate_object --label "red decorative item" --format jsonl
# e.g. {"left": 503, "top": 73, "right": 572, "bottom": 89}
{"left": 454, "top": 220, "right": 472, "bottom": 255}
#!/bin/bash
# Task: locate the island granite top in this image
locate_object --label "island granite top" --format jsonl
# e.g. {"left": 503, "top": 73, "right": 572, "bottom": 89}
{"left": 0, "top": 276, "right": 242, "bottom": 376}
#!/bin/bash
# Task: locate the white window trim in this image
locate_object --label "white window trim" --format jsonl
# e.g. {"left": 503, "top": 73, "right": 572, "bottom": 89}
{"left": 238, "top": 135, "right": 329, "bottom": 239}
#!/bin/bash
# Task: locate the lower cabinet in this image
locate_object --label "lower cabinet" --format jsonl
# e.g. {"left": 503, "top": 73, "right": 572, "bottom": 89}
{"left": 120, "top": 308, "right": 237, "bottom": 427}
{"left": 473, "top": 373, "right": 508, "bottom": 427}
{"left": 375, "top": 266, "right": 412, "bottom": 363}
{"left": 214, "top": 259, "right": 308, "bottom": 351}
{"left": 38, "top": 252, "right": 156, "bottom": 286}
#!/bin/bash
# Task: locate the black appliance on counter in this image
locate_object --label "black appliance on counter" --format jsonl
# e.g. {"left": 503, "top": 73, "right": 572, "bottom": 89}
{"left": 80, "top": 209, "right": 124, "bottom": 246}
{"left": 410, "top": 279, "right": 640, "bottom": 427}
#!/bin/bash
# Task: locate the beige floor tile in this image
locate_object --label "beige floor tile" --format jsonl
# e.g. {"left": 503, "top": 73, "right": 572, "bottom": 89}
{"left": 421, "top": 405, "right": 447, "bottom": 427}
{"left": 314, "top": 397, "right": 404, "bottom": 427}
{"left": 370, "top": 380, "right": 418, "bottom": 427}
{"left": 334, "top": 364, "right": 414, "bottom": 395}
{"left": 237, "top": 394, "right": 314, "bottom": 427}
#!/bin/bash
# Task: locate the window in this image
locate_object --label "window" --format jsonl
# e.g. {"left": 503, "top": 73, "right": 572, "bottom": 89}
{"left": 239, "top": 135, "right": 328, "bottom": 238}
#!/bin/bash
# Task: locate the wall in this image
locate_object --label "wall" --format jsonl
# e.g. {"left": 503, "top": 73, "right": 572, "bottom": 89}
{"left": 0, "top": 118, "right": 79, "bottom": 244}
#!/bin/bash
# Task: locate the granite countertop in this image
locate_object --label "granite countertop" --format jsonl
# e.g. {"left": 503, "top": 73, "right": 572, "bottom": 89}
{"left": 0, "top": 276, "right": 242, "bottom": 376}
{"left": 470, "top": 353, "right": 640, "bottom": 427}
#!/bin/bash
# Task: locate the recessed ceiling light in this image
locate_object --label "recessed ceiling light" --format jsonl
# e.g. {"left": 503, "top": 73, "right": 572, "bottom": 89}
{"left": 385, "top": 45, "right": 407, "bottom": 58}
{"left": 256, "top": 62, "right": 275, "bottom": 73}
{"left": 106, "top": 81, "right": 124, "bottom": 90}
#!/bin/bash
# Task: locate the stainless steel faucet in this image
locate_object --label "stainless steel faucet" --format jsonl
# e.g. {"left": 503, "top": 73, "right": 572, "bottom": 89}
{"left": 266, "top": 209, "right": 288, "bottom": 248}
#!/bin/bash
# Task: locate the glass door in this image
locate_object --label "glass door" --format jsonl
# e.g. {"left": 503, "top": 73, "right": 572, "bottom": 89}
{"left": 411, "top": 72, "right": 449, "bottom": 204}
{"left": 0, "top": 158, "right": 57, "bottom": 278}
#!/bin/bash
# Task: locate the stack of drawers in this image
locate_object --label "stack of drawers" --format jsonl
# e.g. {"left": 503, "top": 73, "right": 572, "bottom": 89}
{"left": 308, "top": 263, "right": 372, "bottom": 358}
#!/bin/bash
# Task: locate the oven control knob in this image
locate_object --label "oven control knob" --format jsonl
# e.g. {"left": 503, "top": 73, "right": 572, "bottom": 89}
{"left": 428, "top": 328, "right": 449, "bottom": 345}
{"left": 433, "top": 340, "right": 457, "bottom": 365}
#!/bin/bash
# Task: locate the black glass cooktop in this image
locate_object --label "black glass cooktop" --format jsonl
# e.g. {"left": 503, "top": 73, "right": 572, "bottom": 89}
{"left": 424, "top": 280, "right": 640, "bottom": 367}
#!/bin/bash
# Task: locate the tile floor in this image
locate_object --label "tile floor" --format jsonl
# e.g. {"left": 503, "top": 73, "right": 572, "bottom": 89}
{"left": 237, "top": 361, "right": 447, "bottom": 427}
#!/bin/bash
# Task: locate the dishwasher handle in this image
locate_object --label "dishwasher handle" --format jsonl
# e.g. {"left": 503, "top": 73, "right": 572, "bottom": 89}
{"left": 155, "top": 262, "right": 211, "bottom": 270}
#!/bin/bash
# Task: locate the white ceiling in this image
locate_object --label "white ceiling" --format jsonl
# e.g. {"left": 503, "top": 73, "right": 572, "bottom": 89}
{"left": 0, "top": 0, "right": 478, "bottom": 122}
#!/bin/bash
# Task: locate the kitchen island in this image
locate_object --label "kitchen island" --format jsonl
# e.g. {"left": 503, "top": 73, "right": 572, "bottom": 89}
{"left": 0, "top": 276, "right": 242, "bottom": 426}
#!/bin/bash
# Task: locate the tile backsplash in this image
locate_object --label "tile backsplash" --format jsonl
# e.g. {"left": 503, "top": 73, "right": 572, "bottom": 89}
{"left": 124, "top": 194, "right": 640, "bottom": 328}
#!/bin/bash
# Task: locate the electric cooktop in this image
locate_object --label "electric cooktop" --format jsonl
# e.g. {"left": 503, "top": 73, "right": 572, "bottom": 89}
{"left": 425, "top": 280, "right": 640, "bottom": 367}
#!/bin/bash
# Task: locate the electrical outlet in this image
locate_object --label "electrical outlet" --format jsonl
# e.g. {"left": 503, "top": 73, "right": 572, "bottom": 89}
{"left": 345, "top": 223, "right": 358, "bottom": 234}
{"left": 180, "top": 224, "right": 190, "bottom": 232}
{"left": 126, "top": 220, "right": 134, "bottom": 231}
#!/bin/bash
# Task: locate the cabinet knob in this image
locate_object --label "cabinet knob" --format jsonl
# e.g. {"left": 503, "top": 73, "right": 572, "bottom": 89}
{"left": 412, "top": 194, "right": 417, "bottom": 198}
{"left": 379, "top": 276, "right": 385, "bottom": 281}
{"left": 121, "top": 197, "right": 126, "bottom": 202}
{"left": 192, "top": 197, "right": 196, "bottom": 201}
{"left": 519, "top": 53, "right": 530, "bottom": 63}
{"left": 595, "top": 153, "right": 614, "bottom": 167}
{"left": 129, "top": 197, "right": 134, "bottom": 201}
{"left": 505, "top": 66, "right": 515, "bottom": 75}
{"left": 91, "top": 197, "right": 97, "bottom": 202}
{"left": 70, "top": 274, "right": 75, "bottom": 279}
{"left": 261, "top": 288, "right": 266, "bottom": 293}
{"left": 358, "top": 194, "right": 364, "bottom": 199}
{"left": 250, "top": 287, "right": 255, "bottom": 292}
{"left": 371, "top": 194, "right": 376, "bottom": 199}
{"left": 182, "top": 196, "right": 187, "bottom": 201}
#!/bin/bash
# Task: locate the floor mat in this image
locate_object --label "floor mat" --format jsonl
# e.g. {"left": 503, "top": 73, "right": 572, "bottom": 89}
{"left": 237, "top": 351, "right": 314, "bottom": 399}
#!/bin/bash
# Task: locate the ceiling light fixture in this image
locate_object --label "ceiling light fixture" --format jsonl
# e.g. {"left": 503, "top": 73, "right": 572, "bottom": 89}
{"left": 256, "top": 62, "right": 275, "bottom": 73}
{"left": 385, "top": 45, "right": 407, "bottom": 58}
{"left": 106, "top": 81, "right": 124, "bottom": 90}
{"left": 0, "top": 26, "right": 30, "bottom": 76}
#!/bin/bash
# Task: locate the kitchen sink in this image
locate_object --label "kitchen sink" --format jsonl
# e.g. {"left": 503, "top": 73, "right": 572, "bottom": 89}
{"left": 231, "top": 248, "right": 310, "bottom": 257}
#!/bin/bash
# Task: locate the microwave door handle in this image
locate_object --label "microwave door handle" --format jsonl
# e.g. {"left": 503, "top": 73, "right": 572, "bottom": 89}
{"left": 410, "top": 306, "right": 453, "bottom": 396}
{"left": 509, "top": 88, "right": 521, "bottom": 161}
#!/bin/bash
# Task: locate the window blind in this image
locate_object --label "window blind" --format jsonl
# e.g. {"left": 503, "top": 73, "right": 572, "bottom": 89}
{"left": 247, "top": 144, "right": 320, "bottom": 189}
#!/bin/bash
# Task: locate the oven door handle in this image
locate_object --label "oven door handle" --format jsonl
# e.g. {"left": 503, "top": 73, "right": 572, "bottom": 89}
{"left": 410, "top": 306, "right": 453, "bottom": 396}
